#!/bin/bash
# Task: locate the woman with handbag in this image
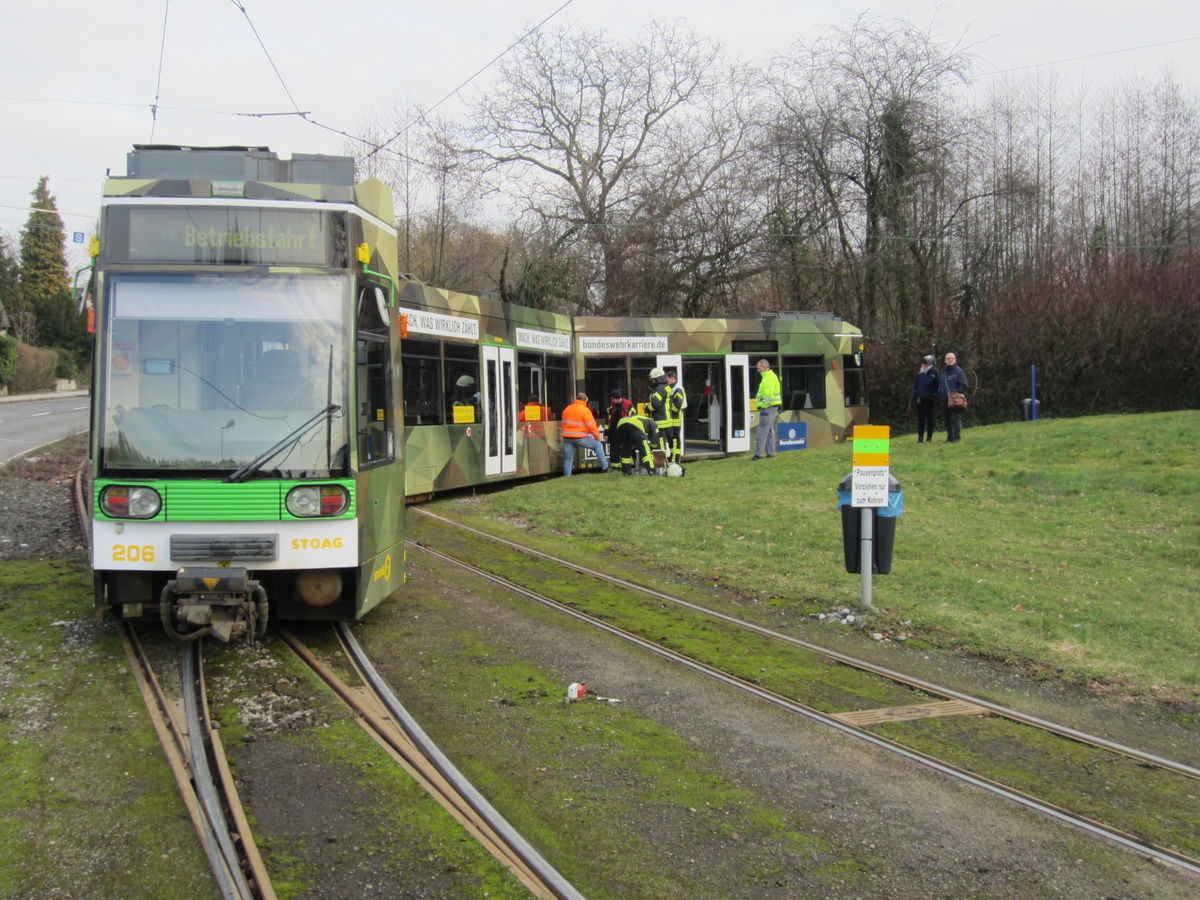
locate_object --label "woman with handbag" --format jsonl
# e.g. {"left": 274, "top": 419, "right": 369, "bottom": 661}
{"left": 939, "top": 352, "right": 968, "bottom": 442}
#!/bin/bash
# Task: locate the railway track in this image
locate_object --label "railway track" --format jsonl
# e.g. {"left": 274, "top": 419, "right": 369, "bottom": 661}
{"left": 119, "top": 625, "right": 274, "bottom": 899}
{"left": 79, "top": 453, "right": 581, "bottom": 897}
{"left": 276, "top": 622, "right": 583, "bottom": 900}
{"left": 120, "top": 619, "right": 583, "bottom": 899}
{"left": 409, "top": 505, "right": 1200, "bottom": 877}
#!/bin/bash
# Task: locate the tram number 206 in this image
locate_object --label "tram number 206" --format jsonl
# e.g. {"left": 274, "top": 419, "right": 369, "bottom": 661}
{"left": 111, "top": 545, "right": 156, "bottom": 563}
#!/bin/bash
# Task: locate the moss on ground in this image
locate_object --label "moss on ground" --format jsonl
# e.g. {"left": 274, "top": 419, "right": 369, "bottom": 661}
{"left": 0, "top": 557, "right": 216, "bottom": 898}
{"left": 203, "top": 630, "right": 531, "bottom": 899}
{"left": 358, "top": 560, "right": 875, "bottom": 897}
{"left": 405, "top": 508, "right": 1200, "bottom": 872}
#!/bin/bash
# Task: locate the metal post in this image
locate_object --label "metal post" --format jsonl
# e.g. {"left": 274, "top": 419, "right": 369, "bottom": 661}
{"left": 859, "top": 506, "right": 873, "bottom": 610}
{"left": 1031, "top": 364, "right": 1038, "bottom": 420}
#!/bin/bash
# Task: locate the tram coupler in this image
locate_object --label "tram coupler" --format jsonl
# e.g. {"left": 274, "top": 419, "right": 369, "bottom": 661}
{"left": 160, "top": 567, "right": 269, "bottom": 643}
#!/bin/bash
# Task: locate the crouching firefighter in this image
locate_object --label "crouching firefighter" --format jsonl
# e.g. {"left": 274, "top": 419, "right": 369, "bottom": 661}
{"left": 615, "top": 414, "right": 660, "bottom": 475}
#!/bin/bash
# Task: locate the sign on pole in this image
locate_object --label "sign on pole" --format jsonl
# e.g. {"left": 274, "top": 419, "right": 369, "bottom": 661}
{"left": 851, "top": 425, "right": 890, "bottom": 507}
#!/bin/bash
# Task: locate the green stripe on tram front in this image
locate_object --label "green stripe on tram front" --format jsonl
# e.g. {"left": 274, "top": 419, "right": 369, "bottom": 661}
{"left": 93, "top": 479, "right": 357, "bottom": 521}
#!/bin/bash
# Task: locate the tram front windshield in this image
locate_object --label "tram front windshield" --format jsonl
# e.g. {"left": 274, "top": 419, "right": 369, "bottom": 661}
{"left": 99, "top": 273, "right": 349, "bottom": 476}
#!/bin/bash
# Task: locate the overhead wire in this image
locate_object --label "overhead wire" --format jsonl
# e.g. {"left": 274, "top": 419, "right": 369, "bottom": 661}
{"left": 4, "top": 10, "right": 1195, "bottom": 249}
{"left": 979, "top": 34, "right": 1200, "bottom": 77}
{"left": 363, "top": 0, "right": 578, "bottom": 160}
{"left": 227, "top": 0, "right": 306, "bottom": 118}
{"left": 149, "top": 0, "right": 171, "bottom": 142}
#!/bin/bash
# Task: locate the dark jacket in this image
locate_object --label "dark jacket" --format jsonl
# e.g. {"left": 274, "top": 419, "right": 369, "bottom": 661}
{"left": 648, "top": 380, "right": 671, "bottom": 424}
{"left": 939, "top": 365, "right": 968, "bottom": 398}
{"left": 912, "top": 368, "right": 940, "bottom": 401}
{"left": 607, "top": 398, "right": 632, "bottom": 434}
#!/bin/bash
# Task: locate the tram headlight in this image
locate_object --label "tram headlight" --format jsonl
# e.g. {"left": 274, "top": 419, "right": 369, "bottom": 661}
{"left": 286, "top": 485, "right": 349, "bottom": 518}
{"left": 100, "top": 485, "right": 162, "bottom": 519}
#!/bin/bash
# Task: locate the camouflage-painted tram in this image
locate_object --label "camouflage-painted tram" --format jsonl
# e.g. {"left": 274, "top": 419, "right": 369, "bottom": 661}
{"left": 398, "top": 279, "right": 575, "bottom": 499}
{"left": 399, "top": 304, "right": 869, "bottom": 492}
{"left": 573, "top": 313, "right": 868, "bottom": 457}
{"left": 85, "top": 145, "right": 868, "bottom": 640}
{"left": 87, "top": 146, "right": 406, "bottom": 641}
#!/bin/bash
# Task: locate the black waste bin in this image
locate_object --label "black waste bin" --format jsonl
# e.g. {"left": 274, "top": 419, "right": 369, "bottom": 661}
{"left": 837, "top": 474, "right": 903, "bottom": 575}
{"left": 1022, "top": 398, "right": 1041, "bottom": 420}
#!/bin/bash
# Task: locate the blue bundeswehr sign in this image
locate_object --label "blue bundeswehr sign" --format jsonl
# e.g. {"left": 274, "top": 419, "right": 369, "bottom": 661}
{"left": 777, "top": 421, "right": 807, "bottom": 452}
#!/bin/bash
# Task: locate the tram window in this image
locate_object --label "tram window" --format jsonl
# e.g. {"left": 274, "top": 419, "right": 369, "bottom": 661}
{"left": 356, "top": 336, "right": 393, "bottom": 468}
{"left": 630, "top": 356, "right": 657, "bottom": 407}
{"left": 517, "top": 351, "right": 546, "bottom": 408}
{"left": 781, "top": 355, "right": 826, "bottom": 410}
{"left": 544, "top": 354, "right": 571, "bottom": 419}
{"left": 401, "top": 339, "right": 442, "bottom": 426}
{"left": 356, "top": 284, "right": 389, "bottom": 335}
{"left": 584, "top": 356, "right": 627, "bottom": 414}
{"left": 728, "top": 365, "right": 747, "bottom": 437}
{"left": 445, "top": 343, "right": 480, "bottom": 424}
{"left": 842, "top": 353, "right": 868, "bottom": 407}
{"left": 355, "top": 279, "right": 393, "bottom": 468}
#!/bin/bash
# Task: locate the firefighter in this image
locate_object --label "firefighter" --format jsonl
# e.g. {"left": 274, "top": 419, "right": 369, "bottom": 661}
{"left": 614, "top": 413, "right": 659, "bottom": 475}
{"left": 664, "top": 369, "right": 686, "bottom": 462}
{"left": 605, "top": 388, "right": 632, "bottom": 456}
{"left": 647, "top": 367, "right": 672, "bottom": 461}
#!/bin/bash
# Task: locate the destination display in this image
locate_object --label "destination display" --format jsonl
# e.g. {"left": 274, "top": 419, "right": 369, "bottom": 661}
{"left": 102, "top": 205, "right": 349, "bottom": 268}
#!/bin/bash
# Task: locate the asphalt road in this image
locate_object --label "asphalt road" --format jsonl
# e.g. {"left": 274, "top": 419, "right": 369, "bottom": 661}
{"left": 0, "top": 392, "right": 90, "bottom": 465}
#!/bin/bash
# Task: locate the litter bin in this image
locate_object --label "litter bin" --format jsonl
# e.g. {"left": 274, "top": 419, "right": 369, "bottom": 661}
{"left": 1022, "top": 398, "right": 1041, "bottom": 420}
{"left": 837, "top": 474, "right": 903, "bottom": 575}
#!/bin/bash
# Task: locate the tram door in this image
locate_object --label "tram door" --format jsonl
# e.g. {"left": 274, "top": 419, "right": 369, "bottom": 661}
{"left": 725, "top": 354, "right": 751, "bottom": 454}
{"left": 483, "top": 345, "right": 517, "bottom": 477}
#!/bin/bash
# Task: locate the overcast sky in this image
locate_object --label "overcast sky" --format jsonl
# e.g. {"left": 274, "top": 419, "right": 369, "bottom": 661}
{"left": 3, "top": 0, "right": 1197, "bottom": 269}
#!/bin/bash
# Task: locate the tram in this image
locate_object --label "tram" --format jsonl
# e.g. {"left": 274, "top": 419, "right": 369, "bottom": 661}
{"left": 87, "top": 146, "right": 405, "bottom": 641}
{"left": 84, "top": 145, "right": 870, "bottom": 641}
{"left": 573, "top": 312, "right": 868, "bottom": 457}
{"left": 398, "top": 279, "right": 575, "bottom": 499}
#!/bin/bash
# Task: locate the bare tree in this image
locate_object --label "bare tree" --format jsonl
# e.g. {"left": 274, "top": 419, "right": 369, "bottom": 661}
{"left": 762, "top": 14, "right": 974, "bottom": 333}
{"left": 350, "top": 106, "right": 506, "bottom": 292}
{"left": 467, "top": 19, "right": 745, "bottom": 313}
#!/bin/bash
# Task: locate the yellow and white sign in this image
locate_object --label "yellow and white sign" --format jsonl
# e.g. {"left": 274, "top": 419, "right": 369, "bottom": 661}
{"left": 851, "top": 425, "right": 890, "bottom": 508}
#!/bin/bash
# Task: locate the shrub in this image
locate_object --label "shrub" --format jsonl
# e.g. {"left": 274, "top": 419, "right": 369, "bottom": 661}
{"left": 0, "top": 334, "right": 17, "bottom": 386}
{"left": 54, "top": 347, "right": 79, "bottom": 381}
{"left": 10, "top": 342, "right": 59, "bottom": 393}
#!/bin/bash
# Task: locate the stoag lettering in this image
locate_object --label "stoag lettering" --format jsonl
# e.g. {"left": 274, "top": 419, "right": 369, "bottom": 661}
{"left": 290, "top": 536, "right": 345, "bottom": 551}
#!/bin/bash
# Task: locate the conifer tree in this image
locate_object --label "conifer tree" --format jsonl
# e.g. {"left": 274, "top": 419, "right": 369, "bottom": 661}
{"left": 18, "top": 177, "right": 72, "bottom": 347}
{"left": 0, "top": 233, "right": 19, "bottom": 335}
{"left": 20, "top": 177, "right": 69, "bottom": 300}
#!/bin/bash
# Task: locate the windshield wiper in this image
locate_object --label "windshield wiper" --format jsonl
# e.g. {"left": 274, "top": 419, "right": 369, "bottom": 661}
{"left": 225, "top": 405, "right": 341, "bottom": 484}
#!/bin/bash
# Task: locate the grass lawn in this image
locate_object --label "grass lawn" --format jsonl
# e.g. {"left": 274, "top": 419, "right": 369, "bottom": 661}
{"left": 441, "top": 411, "right": 1200, "bottom": 704}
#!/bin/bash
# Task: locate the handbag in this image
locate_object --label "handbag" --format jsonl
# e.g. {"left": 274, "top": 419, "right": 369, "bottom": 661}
{"left": 947, "top": 391, "right": 967, "bottom": 410}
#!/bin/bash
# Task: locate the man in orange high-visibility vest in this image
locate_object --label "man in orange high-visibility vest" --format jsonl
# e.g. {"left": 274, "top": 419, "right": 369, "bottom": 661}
{"left": 560, "top": 393, "right": 612, "bottom": 477}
